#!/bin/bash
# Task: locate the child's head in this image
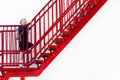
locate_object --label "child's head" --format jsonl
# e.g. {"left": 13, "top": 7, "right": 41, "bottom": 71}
{"left": 20, "top": 18, "right": 27, "bottom": 25}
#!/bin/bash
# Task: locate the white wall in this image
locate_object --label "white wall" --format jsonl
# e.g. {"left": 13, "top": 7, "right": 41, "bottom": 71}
{"left": 0, "top": 0, "right": 48, "bottom": 24}
{"left": 1, "top": 0, "right": 120, "bottom": 80}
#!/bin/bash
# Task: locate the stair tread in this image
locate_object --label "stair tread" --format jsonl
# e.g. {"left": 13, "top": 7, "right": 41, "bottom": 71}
{"left": 76, "top": 16, "right": 84, "bottom": 19}
{"left": 41, "top": 53, "right": 51, "bottom": 57}
{"left": 48, "top": 45, "right": 58, "bottom": 50}
{"left": 67, "top": 24, "right": 77, "bottom": 30}
{"left": 55, "top": 38, "right": 64, "bottom": 42}
{"left": 34, "top": 60, "right": 44, "bottom": 64}
{"left": 87, "top": 1, "right": 98, "bottom": 9}
{"left": 89, "top": 1, "right": 98, "bottom": 5}
{"left": 69, "top": 24, "right": 77, "bottom": 26}
{"left": 54, "top": 37, "right": 64, "bottom": 45}
{"left": 75, "top": 16, "right": 84, "bottom": 23}
{"left": 60, "top": 30, "right": 71, "bottom": 37}
{"left": 84, "top": 8, "right": 91, "bottom": 12}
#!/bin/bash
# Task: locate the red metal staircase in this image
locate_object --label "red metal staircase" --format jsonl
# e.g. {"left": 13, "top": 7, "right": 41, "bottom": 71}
{"left": 0, "top": 0, "right": 107, "bottom": 80}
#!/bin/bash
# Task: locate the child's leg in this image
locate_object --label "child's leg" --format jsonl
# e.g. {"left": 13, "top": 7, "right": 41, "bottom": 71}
{"left": 19, "top": 51, "right": 25, "bottom": 68}
{"left": 28, "top": 47, "right": 35, "bottom": 60}
{"left": 20, "top": 51, "right": 24, "bottom": 62}
{"left": 28, "top": 42, "right": 34, "bottom": 54}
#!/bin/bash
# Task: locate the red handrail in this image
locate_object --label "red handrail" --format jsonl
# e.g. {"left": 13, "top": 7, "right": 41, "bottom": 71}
{"left": 28, "top": 0, "right": 91, "bottom": 64}
{"left": 27, "top": 0, "right": 82, "bottom": 64}
{"left": 26, "top": 0, "right": 82, "bottom": 64}
{"left": 0, "top": 0, "right": 96, "bottom": 69}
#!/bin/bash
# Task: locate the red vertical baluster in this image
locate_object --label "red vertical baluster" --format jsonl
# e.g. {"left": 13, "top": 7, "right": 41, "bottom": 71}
{"left": 2, "top": 27, "right": 4, "bottom": 67}
{"left": 79, "top": 0, "right": 81, "bottom": 12}
{"left": 26, "top": 25, "right": 29, "bottom": 68}
{"left": 5, "top": 27, "right": 8, "bottom": 63}
{"left": 13, "top": 27, "right": 16, "bottom": 65}
{"left": 75, "top": 0, "right": 77, "bottom": 12}
{"left": 15, "top": 27, "right": 18, "bottom": 65}
{"left": 56, "top": 0, "right": 58, "bottom": 32}
{"left": 64, "top": 0, "right": 66, "bottom": 24}
{"left": 52, "top": 0, "right": 54, "bottom": 36}
{"left": 29, "top": 24, "right": 31, "bottom": 62}
{"left": 71, "top": 0, "right": 74, "bottom": 16}
{"left": 11, "top": 26, "right": 15, "bottom": 64}
{"left": 39, "top": 15, "right": 41, "bottom": 56}
{"left": 61, "top": 0, "right": 64, "bottom": 31}
{"left": 18, "top": 26, "right": 20, "bottom": 65}
{"left": 48, "top": 4, "right": 50, "bottom": 45}
{"left": 8, "top": 27, "right": 10, "bottom": 65}
{"left": 40, "top": 15, "right": 42, "bottom": 55}
{"left": 9, "top": 27, "right": 11, "bottom": 65}
{"left": 34, "top": 19, "right": 37, "bottom": 61}
{"left": 67, "top": 0, "right": 70, "bottom": 26}
{"left": 30, "top": 23, "right": 33, "bottom": 61}
{"left": 43, "top": 9, "right": 46, "bottom": 49}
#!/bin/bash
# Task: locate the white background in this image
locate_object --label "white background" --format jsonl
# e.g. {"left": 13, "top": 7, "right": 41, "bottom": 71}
{"left": 0, "top": 0, "right": 120, "bottom": 80}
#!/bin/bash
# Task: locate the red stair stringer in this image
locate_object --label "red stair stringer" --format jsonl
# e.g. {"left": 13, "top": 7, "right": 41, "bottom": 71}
{"left": 1, "top": 0, "right": 107, "bottom": 80}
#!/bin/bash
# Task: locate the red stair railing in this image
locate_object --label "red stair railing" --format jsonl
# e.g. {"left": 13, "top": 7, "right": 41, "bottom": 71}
{"left": 0, "top": 25, "right": 23, "bottom": 67}
{"left": 0, "top": 0, "right": 107, "bottom": 79}
{"left": 28, "top": 0, "right": 100, "bottom": 67}
{"left": 0, "top": 0, "right": 79, "bottom": 69}
{"left": 28, "top": 0, "right": 82, "bottom": 67}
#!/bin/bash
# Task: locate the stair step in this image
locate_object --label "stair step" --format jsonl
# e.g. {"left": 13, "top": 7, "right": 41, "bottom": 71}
{"left": 41, "top": 53, "right": 51, "bottom": 57}
{"left": 80, "top": 8, "right": 90, "bottom": 16}
{"left": 93, "top": 0, "right": 99, "bottom": 2}
{"left": 76, "top": 16, "right": 84, "bottom": 20}
{"left": 48, "top": 45, "right": 58, "bottom": 51}
{"left": 87, "top": 1, "right": 97, "bottom": 9}
{"left": 67, "top": 24, "right": 77, "bottom": 30}
{"left": 60, "top": 30, "right": 71, "bottom": 38}
{"left": 54, "top": 37, "right": 64, "bottom": 45}
{"left": 75, "top": 16, "right": 84, "bottom": 22}
{"left": 34, "top": 60, "right": 44, "bottom": 64}
{"left": 40, "top": 53, "right": 51, "bottom": 60}
{"left": 84, "top": 9, "right": 91, "bottom": 14}
{"left": 90, "top": 1, "right": 97, "bottom": 5}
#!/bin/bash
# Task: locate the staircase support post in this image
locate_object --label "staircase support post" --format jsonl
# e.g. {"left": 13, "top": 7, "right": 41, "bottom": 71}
{"left": 21, "top": 76, "right": 25, "bottom": 80}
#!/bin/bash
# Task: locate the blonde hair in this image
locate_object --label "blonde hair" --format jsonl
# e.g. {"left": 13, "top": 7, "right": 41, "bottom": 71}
{"left": 20, "top": 18, "right": 27, "bottom": 25}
